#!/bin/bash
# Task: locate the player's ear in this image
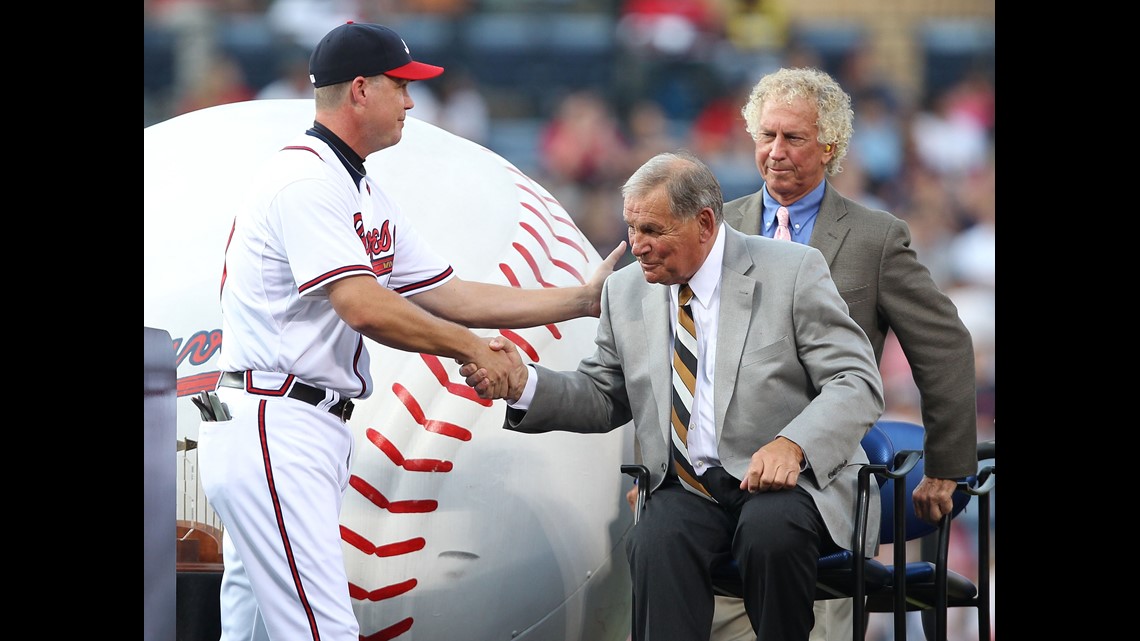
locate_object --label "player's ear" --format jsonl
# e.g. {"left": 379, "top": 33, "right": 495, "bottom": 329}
{"left": 349, "top": 76, "right": 368, "bottom": 102}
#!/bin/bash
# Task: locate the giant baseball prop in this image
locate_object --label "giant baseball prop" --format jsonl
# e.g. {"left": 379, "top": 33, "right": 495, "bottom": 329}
{"left": 144, "top": 99, "right": 634, "bottom": 641}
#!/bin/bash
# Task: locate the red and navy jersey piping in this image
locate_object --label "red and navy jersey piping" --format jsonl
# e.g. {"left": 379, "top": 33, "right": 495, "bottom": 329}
{"left": 298, "top": 265, "right": 374, "bottom": 295}
{"left": 394, "top": 266, "right": 454, "bottom": 295}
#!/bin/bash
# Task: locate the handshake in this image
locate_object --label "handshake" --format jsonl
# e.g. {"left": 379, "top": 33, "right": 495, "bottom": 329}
{"left": 458, "top": 336, "right": 530, "bottom": 403}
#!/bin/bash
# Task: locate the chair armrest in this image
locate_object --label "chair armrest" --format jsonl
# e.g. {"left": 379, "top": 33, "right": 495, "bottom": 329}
{"left": 960, "top": 465, "right": 995, "bottom": 496}
{"left": 621, "top": 464, "right": 650, "bottom": 524}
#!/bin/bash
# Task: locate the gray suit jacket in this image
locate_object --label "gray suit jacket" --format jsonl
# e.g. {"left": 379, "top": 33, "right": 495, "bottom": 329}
{"left": 505, "top": 225, "right": 884, "bottom": 556}
{"left": 723, "top": 184, "right": 977, "bottom": 479}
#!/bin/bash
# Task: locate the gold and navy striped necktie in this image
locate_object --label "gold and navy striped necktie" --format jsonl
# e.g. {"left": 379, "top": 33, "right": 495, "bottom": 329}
{"left": 671, "top": 284, "right": 714, "bottom": 501}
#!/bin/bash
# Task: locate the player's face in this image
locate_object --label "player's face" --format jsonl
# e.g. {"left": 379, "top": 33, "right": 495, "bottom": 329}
{"left": 625, "top": 185, "right": 711, "bottom": 286}
{"left": 366, "top": 75, "right": 415, "bottom": 152}
{"left": 752, "top": 97, "right": 833, "bottom": 204}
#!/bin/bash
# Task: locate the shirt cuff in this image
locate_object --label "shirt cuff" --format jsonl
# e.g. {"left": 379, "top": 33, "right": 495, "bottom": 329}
{"left": 507, "top": 364, "right": 538, "bottom": 410}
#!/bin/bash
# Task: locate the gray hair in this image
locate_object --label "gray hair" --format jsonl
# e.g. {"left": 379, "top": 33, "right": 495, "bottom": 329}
{"left": 621, "top": 151, "right": 723, "bottom": 223}
{"left": 741, "top": 67, "right": 853, "bottom": 176}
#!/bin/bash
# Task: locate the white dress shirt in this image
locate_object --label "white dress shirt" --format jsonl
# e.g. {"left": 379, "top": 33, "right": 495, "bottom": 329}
{"left": 676, "top": 223, "right": 725, "bottom": 476}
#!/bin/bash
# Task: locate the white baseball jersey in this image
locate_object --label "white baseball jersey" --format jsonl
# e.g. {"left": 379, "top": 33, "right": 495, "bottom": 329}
{"left": 218, "top": 128, "right": 453, "bottom": 399}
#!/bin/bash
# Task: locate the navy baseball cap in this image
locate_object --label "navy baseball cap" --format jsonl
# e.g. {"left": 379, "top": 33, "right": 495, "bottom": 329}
{"left": 309, "top": 21, "right": 444, "bottom": 88}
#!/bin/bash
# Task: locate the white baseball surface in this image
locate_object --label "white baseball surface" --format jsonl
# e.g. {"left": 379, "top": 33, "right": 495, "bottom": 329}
{"left": 144, "top": 99, "right": 634, "bottom": 641}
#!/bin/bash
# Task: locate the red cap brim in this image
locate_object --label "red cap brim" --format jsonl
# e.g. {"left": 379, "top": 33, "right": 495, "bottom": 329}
{"left": 385, "top": 60, "right": 445, "bottom": 80}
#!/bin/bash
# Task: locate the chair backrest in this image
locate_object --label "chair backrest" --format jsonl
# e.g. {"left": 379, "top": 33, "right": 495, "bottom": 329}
{"left": 874, "top": 420, "right": 971, "bottom": 545}
{"left": 861, "top": 421, "right": 895, "bottom": 473}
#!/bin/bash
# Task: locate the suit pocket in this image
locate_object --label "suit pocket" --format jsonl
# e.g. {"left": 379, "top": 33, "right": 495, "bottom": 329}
{"left": 740, "top": 336, "right": 791, "bottom": 367}
{"left": 839, "top": 284, "right": 870, "bottom": 306}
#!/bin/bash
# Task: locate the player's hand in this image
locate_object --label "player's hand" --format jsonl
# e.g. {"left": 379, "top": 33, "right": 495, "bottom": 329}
{"left": 585, "top": 241, "right": 627, "bottom": 317}
{"left": 912, "top": 476, "right": 958, "bottom": 525}
{"left": 462, "top": 336, "right": 527, "bottom": 401}
{"left": 485, "top": 335, "right": 529, "bottom": 402}
{"left": 460, "top": 337, "right": 516, "bottom": 400}
{"left": 625, "top": 485, "right": 638, "bottom": 514}
{"left": 459, "top": 363, "right": 488, "bottom": 392}
{"left": 739, "top": 436, "right": 803, "bottom": 493}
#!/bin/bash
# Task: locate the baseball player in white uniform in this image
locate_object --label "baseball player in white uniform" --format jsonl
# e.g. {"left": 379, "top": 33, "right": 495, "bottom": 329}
{"left": 197, "top": 21, "right": 624, "bottom": 641}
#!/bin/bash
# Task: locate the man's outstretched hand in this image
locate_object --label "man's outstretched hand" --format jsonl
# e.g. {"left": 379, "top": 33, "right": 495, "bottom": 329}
{"left": 460, "top": 335, "right": 528, "bottom": 402}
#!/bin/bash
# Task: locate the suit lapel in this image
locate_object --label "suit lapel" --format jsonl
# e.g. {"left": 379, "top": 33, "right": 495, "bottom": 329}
{"left": 714, "top": 228, "right": 755, "bottom": 442}
{"left": 808, "top": 184, "right": 851, "bottom": 265}
{"left": 726, "top": 191, "right": 764, "bottom": 235}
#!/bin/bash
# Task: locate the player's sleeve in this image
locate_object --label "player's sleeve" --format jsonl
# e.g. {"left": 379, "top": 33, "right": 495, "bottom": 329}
{"left": 275, "top": 176, "right": 374, "bottom": 297}
{"left": 382, "top": 196, "right": 455, "bottom": 297}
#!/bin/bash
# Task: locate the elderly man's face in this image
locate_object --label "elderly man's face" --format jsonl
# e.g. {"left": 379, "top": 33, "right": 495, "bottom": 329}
{"left": 624, "top": 185, "right": 712, "bottom": 286}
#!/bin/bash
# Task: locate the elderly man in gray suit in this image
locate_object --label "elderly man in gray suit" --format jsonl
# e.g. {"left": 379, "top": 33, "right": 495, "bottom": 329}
{"left": 464, "top": 150, "right": 884, "bottom": 641}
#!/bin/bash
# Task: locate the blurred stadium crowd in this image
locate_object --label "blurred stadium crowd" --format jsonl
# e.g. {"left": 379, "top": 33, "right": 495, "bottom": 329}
{"left": 144, "top": 2, "right": 994, "bottom": 639}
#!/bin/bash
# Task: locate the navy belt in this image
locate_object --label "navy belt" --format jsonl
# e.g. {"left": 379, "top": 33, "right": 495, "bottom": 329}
{"left": 218, "top": 371, "right": 354, "bottom": 421}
